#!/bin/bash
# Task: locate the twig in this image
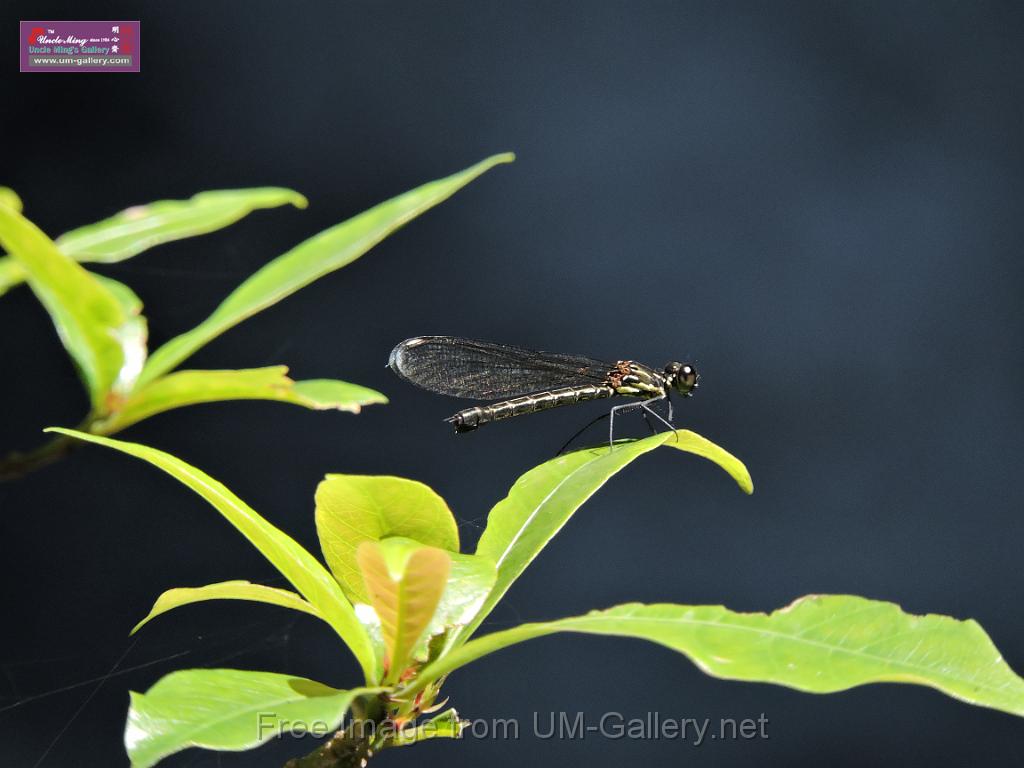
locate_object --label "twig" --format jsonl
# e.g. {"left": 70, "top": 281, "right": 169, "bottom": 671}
{"left": 285, "top": 695, "right": 386, "bottom": 768}
{"left": 284, "top": 726, "right": 376, "bottom": 768}
{"left": 0, "top": 414, "right": 97, "bottom": 481}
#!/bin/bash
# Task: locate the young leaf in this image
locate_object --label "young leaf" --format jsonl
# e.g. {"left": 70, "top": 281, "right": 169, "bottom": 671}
{"left": 132, "top": 580, "right": 324, "bottom": 635}
{"left": 315, "top": 475, "right": 459, "bottom": 604}
{"left": 409, "top": 596, "right": 1024, "bottom": 718}
{"left": 47, "top": 429, "right": 378, "bottom": 683}
{"left": 369, "top": 536, "right": 496, "bottom": 663}
{"left": 137, "top": 153, "right": 514, "bottom": 385}
{"left": 386, "top": 707, "right": 466, "bottom": 747}
{"left": 94, "top": 367, "right": 386, "bottom": 433}
{"left": 351, "top": 540, "right": 497, "bottom": 671}
{"left": 0, "top": 207, "right": 144, "bottom": 409}
{"left": 357, "top": 540, "right": 451, "bottom": 683}
{"left": 464, "top": 431, "right": 751, "bottom": 642}
{"left": 57, "top": 188, "right": 308, "bottom": 263}
{"left": 92, "top": 275, "right": 149, "bottom": 399}
{"left": 126, "top": 669, "right": 375, "bottom": 768}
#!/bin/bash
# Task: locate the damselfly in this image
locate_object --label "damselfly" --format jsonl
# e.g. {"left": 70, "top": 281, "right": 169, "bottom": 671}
{"left": 388, "top": 336, "right": 698, "bottom": 446}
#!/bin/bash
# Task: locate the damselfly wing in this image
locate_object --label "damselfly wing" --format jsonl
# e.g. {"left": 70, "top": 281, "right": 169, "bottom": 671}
{"left": 388, "top": 336, "right": 698, "bottom": 442}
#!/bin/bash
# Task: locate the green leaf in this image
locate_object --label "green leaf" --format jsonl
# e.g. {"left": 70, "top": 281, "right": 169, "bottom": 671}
{"left": 0, "top": 257, "right": 21, "bottom": 297}
{"left": 0, "top": 187, "right": 23, "bottom": 212}
{"left": 132, "top": 580, "right": 324, "bottom": 635}
{"left": 57, "top": 187, "right": 307, "bottom": 264}
{"left": 424, "top": 546, "right": 496, "bottom": 652}
{"left": 0, "top": 207, "right": 144, "bottom": 408}
{"left": 661, "top": 431, "right": 754, "bottom": 494}
{"left": 0, "top": 188, "right": 306, "bottom": 295}
{"left": 93, "top": 274, "right": 144, "bottom": 314}
{"left": 138, "top": 153, "right": 514, "bottom": 385}
{"left": 292, "top": 379, "right": 387, "bottom": 408}
{"left": 357, "top": 539, "right": 451, "bottom": 683}
{"left": 315, "top": 475, "right": 460, "bottom": 605}
{"left": 95, "top": 367, "right": 386, "bottom": 433}
{"left": 409, "top": 596, "right": 1024, "bottom": 718}
{"left": 125, "top": 668, "right": 373, "bottom": 768}
{"left": 464, "top": 430, "right": 751, "bottom": 643}
{"left": 47, "top": 429, "right": 378, "bottom": 683}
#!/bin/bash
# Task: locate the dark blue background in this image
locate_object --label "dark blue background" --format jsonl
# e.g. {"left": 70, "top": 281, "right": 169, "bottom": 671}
{"left": 2, "top": 2, "right": 1023, "bottom": 765}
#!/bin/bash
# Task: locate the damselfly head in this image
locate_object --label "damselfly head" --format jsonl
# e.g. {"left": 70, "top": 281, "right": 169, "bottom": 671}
{"left": 664, "top": 362, "right": 698, "bottom": 396}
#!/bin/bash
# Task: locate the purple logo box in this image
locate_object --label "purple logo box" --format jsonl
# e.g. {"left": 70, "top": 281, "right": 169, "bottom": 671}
{"left": 20, "top": 21, "right": 140, "bottom": 73}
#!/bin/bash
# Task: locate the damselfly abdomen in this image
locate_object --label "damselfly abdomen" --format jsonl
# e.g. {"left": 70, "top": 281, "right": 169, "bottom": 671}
{"left": 388, "top": 336, "right": 698, "bottom": 443}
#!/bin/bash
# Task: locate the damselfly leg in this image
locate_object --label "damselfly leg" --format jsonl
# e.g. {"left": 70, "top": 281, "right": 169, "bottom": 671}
{"left": 558, "top": 393, "right": 677, "bottom": 455}
{"left": 641, "top": 410, "right": 659, "bottom": 436}
{"left": 608, "top": 394, "right": 676, "bottom": 449}
{"left": 556, "top": 412, "right": 610, "bottom": 456}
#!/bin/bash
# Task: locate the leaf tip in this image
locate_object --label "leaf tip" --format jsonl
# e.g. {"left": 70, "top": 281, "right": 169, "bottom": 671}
{"left": 662, "top": 430, "right": 754, "bottom": 495}
{"left": 479, "top": 152, "right": 516, "bottom": 171}
{"left": 0, "top": 187, "right": 24, "bottom": 213}
{"left": 44, "top": 426, "right": 95, "bottom": 443}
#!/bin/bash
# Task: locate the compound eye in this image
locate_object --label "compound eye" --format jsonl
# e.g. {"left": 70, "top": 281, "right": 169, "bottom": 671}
{"left": 682, "top": 365, "right": 698, "bottom": 388}
{"left": 668, "top": 363, "right": 697, "bottom": 394}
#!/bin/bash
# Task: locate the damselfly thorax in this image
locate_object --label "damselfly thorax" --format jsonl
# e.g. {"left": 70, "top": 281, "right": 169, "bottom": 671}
{"left": 388, "top": 337, "right": 699, "bottom": 446}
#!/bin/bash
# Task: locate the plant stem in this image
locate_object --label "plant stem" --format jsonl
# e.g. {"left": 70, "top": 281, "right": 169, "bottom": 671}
{"left": 284, "top": 693, "right": 387, "bottom": 768}
{"left": 0, "top": 413, "right": 99, "bottom": 481}
{"left": 283, "top": 725, "right": 376, "bottom": 768}
{"left": 0, "top": 431, "right": 75, "bottom": 481}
